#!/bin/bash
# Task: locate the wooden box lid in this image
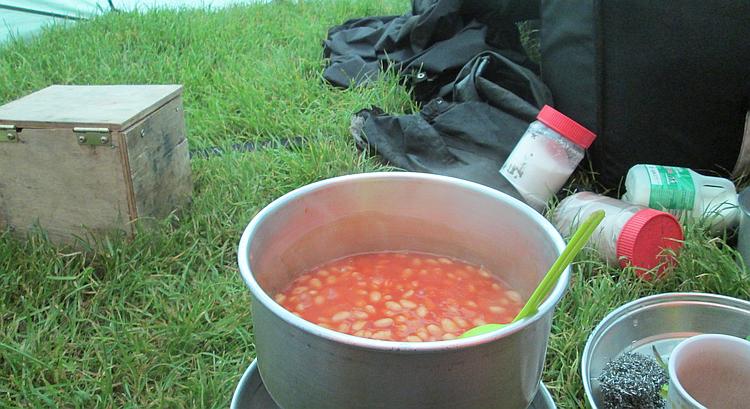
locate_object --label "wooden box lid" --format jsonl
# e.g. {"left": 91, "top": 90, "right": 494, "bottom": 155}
{"left": 0, "top": 84, "right": 182, "bottom": 131}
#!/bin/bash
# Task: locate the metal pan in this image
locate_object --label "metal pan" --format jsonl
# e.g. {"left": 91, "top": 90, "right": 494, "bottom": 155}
{"left": 582, "top": 292, "right": 750, "bottom": 408}
{"left": 231, "top": 360, "right": 557, "bottom": 409}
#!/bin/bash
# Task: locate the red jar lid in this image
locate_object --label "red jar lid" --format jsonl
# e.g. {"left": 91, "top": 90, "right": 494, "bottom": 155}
{"left": 616, "top": 208, "right": 684, "bottom": 279}
{"left": 536, "top": 105, "right": 597, "bottom": 148}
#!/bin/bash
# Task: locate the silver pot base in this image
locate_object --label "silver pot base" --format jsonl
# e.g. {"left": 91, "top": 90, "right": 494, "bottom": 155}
{"left": 230, "top": 360, "right": 557, "bottom": 409}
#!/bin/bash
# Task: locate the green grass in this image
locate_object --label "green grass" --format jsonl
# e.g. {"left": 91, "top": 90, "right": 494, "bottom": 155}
{"left": 1, "top": 1, "right": 748, "bottom": 408}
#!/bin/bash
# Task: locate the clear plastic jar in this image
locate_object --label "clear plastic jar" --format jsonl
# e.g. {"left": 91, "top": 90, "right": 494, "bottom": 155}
{"left": 500, "top": 105, "right": 596, "bottom": 211}
{"left": 553, "top": 192, "right": 684, "bottom": 278}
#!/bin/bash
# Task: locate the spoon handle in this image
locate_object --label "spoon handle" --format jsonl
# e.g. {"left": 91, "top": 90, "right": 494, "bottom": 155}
{"left": 512, "top": 210, "right": 605, "bottom": 322}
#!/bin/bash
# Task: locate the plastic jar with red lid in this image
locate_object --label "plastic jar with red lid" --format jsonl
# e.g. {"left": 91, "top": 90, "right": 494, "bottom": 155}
{"left": 553, "top": 192, "right": 684, "bottom": 279}
{"left": 500, "top": 105, "right": 596, "bottom": 211}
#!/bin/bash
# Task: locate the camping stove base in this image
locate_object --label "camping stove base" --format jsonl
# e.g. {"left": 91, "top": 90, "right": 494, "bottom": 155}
{"left": 230, "top": 360, "right": 557, "bottom": 409}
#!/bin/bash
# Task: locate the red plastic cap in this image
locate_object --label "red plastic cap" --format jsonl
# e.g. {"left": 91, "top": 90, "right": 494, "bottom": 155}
{"left": 536, "top": 105, "right": 597, "bottom": 148}
{"left": 616, "top": 209, "right": 684, "bottom": 280}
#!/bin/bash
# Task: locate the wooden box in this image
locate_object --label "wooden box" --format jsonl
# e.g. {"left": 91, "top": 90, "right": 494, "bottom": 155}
{"left": 0, "top": 85, "right": 192, "bottom": 243}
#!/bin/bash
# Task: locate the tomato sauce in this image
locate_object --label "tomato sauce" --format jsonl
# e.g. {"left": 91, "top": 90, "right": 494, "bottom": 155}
{"left": 274, "top": 251, "right": 523, "bottom": 342}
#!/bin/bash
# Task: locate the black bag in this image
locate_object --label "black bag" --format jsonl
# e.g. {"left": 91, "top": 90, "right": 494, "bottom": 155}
{"left": 351, "top": 51, "right": 552, "bottom": 200}
{"left": 540, "top": 1, "right": 750, "bottom": 190}
{"left": 325, "top": 0, "right": 551, "bottom": 201}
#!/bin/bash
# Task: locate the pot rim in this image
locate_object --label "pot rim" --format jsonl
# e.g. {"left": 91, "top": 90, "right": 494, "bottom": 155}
{"left": 237, "top": 172, "right": 569, "bottom": 352}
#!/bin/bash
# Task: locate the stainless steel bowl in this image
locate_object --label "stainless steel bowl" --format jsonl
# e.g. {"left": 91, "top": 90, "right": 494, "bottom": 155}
{"left": 582, "top": 292, "right": 750, "bottom": 408}
{"left": 238, "top": 172, "right": 568, "bottom": 409}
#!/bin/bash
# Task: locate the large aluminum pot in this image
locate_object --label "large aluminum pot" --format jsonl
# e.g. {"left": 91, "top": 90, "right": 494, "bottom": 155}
{"left": 238, "top": 172, "right": 568, "bottom": 409}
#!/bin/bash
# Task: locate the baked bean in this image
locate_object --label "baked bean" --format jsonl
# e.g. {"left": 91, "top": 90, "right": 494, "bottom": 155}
{"left": 332, "top": 311, "right": 351, "bottom": 322}
{"left": 441, "top": 318, "right": 458, "bottom": 333}
{"left": 352, "top": 320, "right": 366, "bottom": 331}
{"left": 489, "top": 306, "right": 506, "bottom": 314}
{"left": 427, "top": 324, "right": 443, "bottom": 337}
{"left": 472, "top": 318, "right": 487, "bottom": 326}
{"left": 372, "top": 330, "right": 392, "bottom": 340}
{"left": 374, "top": 318, "right": 394, "bottom": 328}
{"left": 353, "top": 311, "right": 368, "bottom": 320}
{"left": 399, "top": 299, "right": 417, "bottom": 309}
{"left": 507, "top": 291, "right": 522, "bottom": 303}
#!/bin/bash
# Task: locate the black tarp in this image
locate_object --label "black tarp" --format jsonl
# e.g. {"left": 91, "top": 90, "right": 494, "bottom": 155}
{"left": 324, "top": 0, "right": 548, "bottom": 202}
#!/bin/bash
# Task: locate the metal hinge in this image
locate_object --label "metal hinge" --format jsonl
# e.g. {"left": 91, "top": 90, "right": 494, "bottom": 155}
{"left": 0, "top": 124, "right": 18, "bottom": 142}
{"left": 74, "top": 127, "right": 111, "bottom": 146}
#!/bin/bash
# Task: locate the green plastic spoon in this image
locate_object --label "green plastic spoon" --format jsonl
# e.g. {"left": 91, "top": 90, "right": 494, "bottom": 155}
{"left": 459, "top": 210, "right": 605, "bottom": 338}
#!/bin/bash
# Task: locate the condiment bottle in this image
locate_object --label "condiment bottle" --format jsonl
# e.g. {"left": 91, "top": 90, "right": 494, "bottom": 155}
{"left": 622, "top": 164, "right": 740, "bottom": 233}
{"left": 500, "top": 105, "right": 596, "bottom": 212}
{"left": 553, "top": 192, "right": 684, "bottom": 279}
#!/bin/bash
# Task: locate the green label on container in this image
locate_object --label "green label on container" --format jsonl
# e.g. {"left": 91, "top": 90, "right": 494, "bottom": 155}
{"left": 645, "top": 165, "right": 696, "bottom": 210}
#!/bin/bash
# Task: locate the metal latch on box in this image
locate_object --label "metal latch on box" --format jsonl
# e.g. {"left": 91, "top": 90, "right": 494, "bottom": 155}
{"left": 74, "top": 127, "right": 112, "bottom": 146}
{"left": 0, "top": 124, "right": 18, "bottom": 142}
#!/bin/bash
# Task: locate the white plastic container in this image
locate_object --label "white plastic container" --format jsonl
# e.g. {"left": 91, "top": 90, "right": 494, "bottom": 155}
{"left": 553, "top": 192, "right": 684, "bottom": 278}
{"left": 622, "top": 164, "right": 740, "bottom": 232}
{"left": 668, "top": 334, "right": 750, "bottom": 409}
{"left": 500, "top": 105, "right": 596, "bottom": 212}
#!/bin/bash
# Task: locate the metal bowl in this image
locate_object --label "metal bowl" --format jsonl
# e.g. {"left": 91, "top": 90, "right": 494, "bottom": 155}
{"left": 238, "top": 172, "right": 568, "bottom": 409}
{"left": 582, "top": 292, "right": 750, "bottom": 408}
